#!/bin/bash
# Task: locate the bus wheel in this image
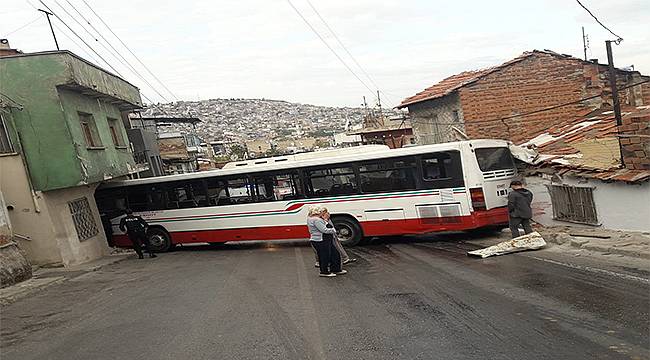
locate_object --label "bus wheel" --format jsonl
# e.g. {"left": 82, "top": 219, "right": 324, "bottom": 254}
{"left": 147, "top": 227, "right": 172, "bottom": 252}
{"left": 332, "top": 217, "right": 363, "bottom": 247}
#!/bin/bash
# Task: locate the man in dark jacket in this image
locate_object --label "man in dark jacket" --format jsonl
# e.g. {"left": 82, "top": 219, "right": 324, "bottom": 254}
{"left": 507, "top": 180, "right": 534, "bottom": 238}
{"left": 119, "top": 209, "right": 156, "bottom": 259}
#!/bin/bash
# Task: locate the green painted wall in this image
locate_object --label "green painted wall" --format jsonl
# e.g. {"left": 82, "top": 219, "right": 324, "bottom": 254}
{"left": 0, "top": 51, "right": 142, "bottom": 191}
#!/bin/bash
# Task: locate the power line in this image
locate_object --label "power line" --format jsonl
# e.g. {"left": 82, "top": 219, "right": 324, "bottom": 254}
{"left": 304, "top": 0, "right": 379, "bottom": 90}
{"left": 52, "top": 21, "right": 100, "bottom": 63}
{"left": 303, "top": 0, "right": 401, "bottom": 107}
{"left": 34, "top": 1, "right": 158, "bottom": 106}
{"left": 59, "top": 0, "right": 171, "bottom": 103}
{"left": 575, "top": 0, "right": 623, "bottom": 42}
{"left": 285, "top": 0, "right": 376, "bottom": 97}
{"left": 38, "top": 0, "right": 124, "bottom": 77}
{"left": 2, "top": 15, "right": 42, "bottom": 38}
{"left": 81, "top": 0, "right": 179, "bottom": 101}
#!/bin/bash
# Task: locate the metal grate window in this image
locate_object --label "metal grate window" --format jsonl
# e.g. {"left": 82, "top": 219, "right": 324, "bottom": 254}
{"left": 547, "top": 185, "right": 598, "bottom": 225}
{"left": 68, "top": 197, "right": 99, "bottom": 241}
{"left": 1, "top": 114, "right": 14, "bottom": 154}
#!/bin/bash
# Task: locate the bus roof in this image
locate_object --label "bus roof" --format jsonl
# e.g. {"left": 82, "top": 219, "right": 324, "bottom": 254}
{"left": 222, "top": 145, "right": 390, "bottom": 169}
{"left": 101, "top": 139, "right": 510, "bottom": 188}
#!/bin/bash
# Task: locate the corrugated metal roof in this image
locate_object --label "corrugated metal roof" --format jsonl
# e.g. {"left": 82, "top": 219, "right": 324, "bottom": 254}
{"left": 524, "top": 106, "right": 650, "bottom": 183}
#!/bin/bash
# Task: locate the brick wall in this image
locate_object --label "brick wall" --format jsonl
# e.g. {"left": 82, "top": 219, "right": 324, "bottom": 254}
{"left": 619, "top": 114, "right": 650, "bottom": 170}
{"left": 458, "top": 52, "right": 646, "bottom": 144}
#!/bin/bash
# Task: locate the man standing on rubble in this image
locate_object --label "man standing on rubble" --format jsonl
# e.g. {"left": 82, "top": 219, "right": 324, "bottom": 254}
{"left": 508, "top": 180, "right": 534, "bottom": 238}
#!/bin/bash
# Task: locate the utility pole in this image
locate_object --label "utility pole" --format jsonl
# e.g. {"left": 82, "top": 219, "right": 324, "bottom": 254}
{"left": 38, "top": 9, "right": 59, "bottom": 51}
{"left": 605, "top": 40, "right": 625, "bottom": 168}
{"left": 582, "top": 27, "right": 588, "bottom": 61}
{"left": 605, "top": 40, "right": 622, "bottom": 126}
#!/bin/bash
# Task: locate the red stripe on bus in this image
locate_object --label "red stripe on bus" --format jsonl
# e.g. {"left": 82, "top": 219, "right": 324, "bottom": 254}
{"left": 110, "top": 208, "right": 508, "bottom": 248}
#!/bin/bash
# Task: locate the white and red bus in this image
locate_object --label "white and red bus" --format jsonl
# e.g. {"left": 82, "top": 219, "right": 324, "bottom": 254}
{"left": 96, "top": 139, "right": 517, "bottom": 252}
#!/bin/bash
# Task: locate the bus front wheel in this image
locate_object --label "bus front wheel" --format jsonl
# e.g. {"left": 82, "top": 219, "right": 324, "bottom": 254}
{"left": 332, "top": 217, "right": 363, "bottom": 247}
{"left": 147, "top": 227, "right": 172, "bottom": 252}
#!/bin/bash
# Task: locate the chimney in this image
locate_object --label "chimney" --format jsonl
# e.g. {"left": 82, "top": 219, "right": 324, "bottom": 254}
{"left": 0, "top": 39, "right": 24, "bottom": 57}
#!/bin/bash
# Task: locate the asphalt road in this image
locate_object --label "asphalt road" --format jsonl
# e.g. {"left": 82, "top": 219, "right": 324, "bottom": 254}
{"left": 1, "top": 236, "right": 649, "bottom": 360}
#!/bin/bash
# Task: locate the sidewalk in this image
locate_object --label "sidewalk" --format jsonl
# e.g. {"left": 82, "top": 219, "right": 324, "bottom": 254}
{"left": 0, "top": 253, "right": 131, "bottom": 306}
{"left": 539, "top": 226, "right": 650, "bottom": 259}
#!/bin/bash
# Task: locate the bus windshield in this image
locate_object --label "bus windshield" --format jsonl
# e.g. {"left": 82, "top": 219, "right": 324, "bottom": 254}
{"left": 474, "top": 147, "right": 515, "bottom": 172}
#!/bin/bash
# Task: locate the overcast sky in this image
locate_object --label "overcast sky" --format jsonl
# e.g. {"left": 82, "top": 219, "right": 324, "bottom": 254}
{"left": 2, "top": 0, "right": 648, "bottom": 107}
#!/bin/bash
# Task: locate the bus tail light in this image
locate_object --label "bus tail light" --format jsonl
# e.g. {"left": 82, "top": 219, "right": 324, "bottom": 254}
{"left": 470, "top": 187, "right": 486, "bottom": 211}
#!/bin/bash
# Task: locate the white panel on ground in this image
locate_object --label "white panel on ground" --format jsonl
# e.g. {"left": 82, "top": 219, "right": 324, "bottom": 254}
{"left": 467, "top": 232, "right": 547, "bottom": 258}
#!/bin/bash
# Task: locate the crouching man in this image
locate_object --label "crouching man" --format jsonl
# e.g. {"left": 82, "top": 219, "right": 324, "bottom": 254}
{"left": 119, "top": 209, "right": 157, "bottom": 259}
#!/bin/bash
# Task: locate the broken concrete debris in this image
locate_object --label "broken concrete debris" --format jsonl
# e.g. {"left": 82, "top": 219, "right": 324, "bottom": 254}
{"left": 467, "top": 232, "right": 547, "bottom": 258}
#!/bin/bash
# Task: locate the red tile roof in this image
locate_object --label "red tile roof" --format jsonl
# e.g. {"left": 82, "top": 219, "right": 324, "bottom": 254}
{"left": 398, "top": 69, "right": 493, "bottom": 108}
{"left": 398, "top": 49, "right": 642, "bottom": 109}
{"left": 398, "top": 52, "right": 542, "bottom": 108}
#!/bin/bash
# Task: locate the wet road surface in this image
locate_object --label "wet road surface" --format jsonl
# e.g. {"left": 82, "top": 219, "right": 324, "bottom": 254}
{"left": 1, "top": 237, "right": 649, "bottom": 360}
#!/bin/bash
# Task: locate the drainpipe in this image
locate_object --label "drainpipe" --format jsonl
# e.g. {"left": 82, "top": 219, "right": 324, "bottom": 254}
{"left": 15, "top": 132, "right": 41, "bottom": 213}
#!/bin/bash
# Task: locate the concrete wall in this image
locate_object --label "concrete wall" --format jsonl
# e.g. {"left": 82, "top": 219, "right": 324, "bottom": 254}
{"left": 0, "top": 153, "right": 108, "bottom": 266}
{"left": 407, "top": 93, "right": 465, "bottom": 145}
{"left": 526, "top": 175, "right": 650, "bottom": 232}
{"left": 0, "top": 153, "right": 61, "bottom": 265}
{"left": 0, "top": 51, "right": 139, "bottom": 191}
{"left": 41, "top": 185, "right": 109, "bottom": 266}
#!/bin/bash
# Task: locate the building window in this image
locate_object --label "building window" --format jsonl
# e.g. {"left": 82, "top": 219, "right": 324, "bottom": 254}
{"left": 78, "top": 112, "right": 102, "bottom": 148}
{"left": 0, "top": 114, "right": 14, "bottom": 154}
{"left": 68, "top": 197, "right": 100, "bottom": 241}
{"left": 547, "top": 185, "right": 598, "bottom": 225}
{"left": 107, "top": 117, "right": 125, "bottom": 147}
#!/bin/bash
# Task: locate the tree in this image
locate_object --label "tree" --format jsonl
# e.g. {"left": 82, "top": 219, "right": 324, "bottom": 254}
{"left": 228, "top": 144, "right": 247, "bottom": 160}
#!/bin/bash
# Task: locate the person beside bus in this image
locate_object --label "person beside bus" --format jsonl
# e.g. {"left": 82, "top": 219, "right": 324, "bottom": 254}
{"left": 307, "top": 206, "right": 346, "bottom": 277}
{"left": 119, "top": 209, "right": 157, "bottom": 259}
{"left": 507, "top": 180, "right": 534, "bottom": 238}
{"left": 315, "top": 209, "right": 357, "bottom": 267}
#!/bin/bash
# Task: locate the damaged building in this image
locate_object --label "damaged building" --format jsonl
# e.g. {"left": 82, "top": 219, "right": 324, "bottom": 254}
{"left": 399, "top": 50, "right": 649, "bottom": 145}
{"left": 0, "top": 50, "right": 142, "bottom": 266}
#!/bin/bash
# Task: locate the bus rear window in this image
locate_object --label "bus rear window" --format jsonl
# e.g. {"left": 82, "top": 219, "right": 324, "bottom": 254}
{"left": 474, "top": 147, "right": 515, "bottom": 172}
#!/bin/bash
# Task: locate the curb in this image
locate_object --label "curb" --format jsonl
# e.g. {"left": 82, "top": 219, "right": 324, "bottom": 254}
{"left": 0, "top": 276, "right": 66, "bottom": 306}
{"left": 580, "top": 244, "right": 650, "bottom": 260}
{"left": 543, "top": 232, "right": 650, "bottom": 259}
{"left": 0, "top": 254, "right": 130, "bottom": 307}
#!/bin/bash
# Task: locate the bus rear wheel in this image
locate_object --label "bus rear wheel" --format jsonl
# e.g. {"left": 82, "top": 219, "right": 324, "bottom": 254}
{"left": 332, "top": 217, "right": 363, "bottom": 247}
{"left": 146, "top": 227, "right": 172, "bottom": 252}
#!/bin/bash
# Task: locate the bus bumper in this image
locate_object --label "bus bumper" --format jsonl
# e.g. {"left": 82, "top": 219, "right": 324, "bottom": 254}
{"left": 361, "top": 207, "right": 509, "bottom": 236}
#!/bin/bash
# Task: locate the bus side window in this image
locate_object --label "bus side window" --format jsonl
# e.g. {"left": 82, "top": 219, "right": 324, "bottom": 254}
{"left": 206, "top": 178, "right": 229, "bottom": 206}
{"left": 127, "top": 186, "right": 148, "bottom": 211}
{"left": 148, "top": 186, "right": 168, "bottom": 210}
{"left": 359, "top": 158, "right": 417, "bottom": 193}
{"left": 252, "top": 175, "right": 275, "bottom": 202}
{"left": 422, "top": 156, "right": 449, "bottom": 181}
{"left": 307, "top": 166, "right": 358, "bottom": 197}
{"left": 274, "top": 173, "right": 303, "bottom": 201}
{"left": 226, "top": 177, "right": 253, "bottom": 204}
{"left": 420, "top": 151, "right": 464, "bottom": 189}
{"left": 188, "top": 180, "right": 208, "bottom": 207}
{"left": 95, "top": 188, "right": 127, "bottom": 218}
